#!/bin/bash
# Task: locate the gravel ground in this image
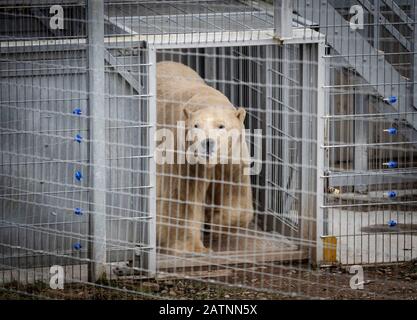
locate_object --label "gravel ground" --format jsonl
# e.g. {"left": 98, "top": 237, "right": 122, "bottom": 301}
{"left": 1, "top": 260, "right": 416, "bottom": 300}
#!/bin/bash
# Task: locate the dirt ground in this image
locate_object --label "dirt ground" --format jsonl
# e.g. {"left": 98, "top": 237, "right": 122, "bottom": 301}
{"left": 1, "top": 260, "right": 416, "bottom": 300}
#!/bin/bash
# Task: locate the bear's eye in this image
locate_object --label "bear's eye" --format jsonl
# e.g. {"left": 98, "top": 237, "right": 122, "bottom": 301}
{"left": 194, "top": 124, "right": 199, "bottom": 128}
{"left": 219, "top": 125, "right": 225, "bottom": 129}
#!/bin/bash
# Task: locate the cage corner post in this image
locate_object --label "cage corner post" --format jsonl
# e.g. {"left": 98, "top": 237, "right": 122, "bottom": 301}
{"left": 274, "top": 0, "right": 293, "bottom": 40}
{"left": 87, "top": 0, "right": 107, "bottom": 282}
{"left": 146, "top": 45, "right": 157, "bottom": 277}
{"left": 314, "top": 40, "right": 326, "bottom": 267}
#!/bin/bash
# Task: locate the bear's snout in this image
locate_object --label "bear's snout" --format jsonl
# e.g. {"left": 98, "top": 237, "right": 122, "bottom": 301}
{"left": 201, "top": 138, "right": 216, "bottom": 156}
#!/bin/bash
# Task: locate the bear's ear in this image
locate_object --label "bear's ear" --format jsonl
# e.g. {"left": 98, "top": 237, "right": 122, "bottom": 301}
{"left": 183, "top": 107, "right": 193, "bottom": 119}
{"left": 236, "top": 107, "right": 246, "bottom": 123}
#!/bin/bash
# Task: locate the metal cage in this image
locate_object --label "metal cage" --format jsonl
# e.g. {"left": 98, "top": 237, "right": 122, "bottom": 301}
{"left": 1, "top": 0, "right": 416, "bottom": 300}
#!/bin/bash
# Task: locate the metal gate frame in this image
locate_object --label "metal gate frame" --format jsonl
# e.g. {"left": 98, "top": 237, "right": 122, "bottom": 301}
{"left": 146, "top": 26, "right": 326, "bottom": 269}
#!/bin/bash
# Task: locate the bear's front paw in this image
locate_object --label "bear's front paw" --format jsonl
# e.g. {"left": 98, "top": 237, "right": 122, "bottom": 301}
{"left": 183, "top": 242, "right": 212, "bottom": 256}
{"left": 193, "top": 245, "right": 212, "bottom": 254}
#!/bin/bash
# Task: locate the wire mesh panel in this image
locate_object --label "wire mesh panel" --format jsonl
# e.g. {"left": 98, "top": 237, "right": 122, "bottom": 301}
{"left": 0, "top": 22, "right": 90, "bottom": 272}
{"left": 104, "top": 0, "right": 275, "bottom": 45}
{"left": 0, "top": 0, "right": 156, "bottom": 287}
{"left": 294, "top": 0, "right": 417, "bottom": 265}
{"left": 264, "top": 44, "right": 303, "bottom": 236}
{"left": 104, "top": 46, "right": 155, "bottom": 274}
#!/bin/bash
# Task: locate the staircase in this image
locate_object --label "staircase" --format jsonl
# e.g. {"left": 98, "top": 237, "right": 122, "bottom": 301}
{"left": 296, "top": 0, "right": 417, "bottom": 144}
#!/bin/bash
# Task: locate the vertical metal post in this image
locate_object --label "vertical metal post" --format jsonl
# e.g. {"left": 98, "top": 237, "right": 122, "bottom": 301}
{"left": 315, "top": 41, "right": 326, "bottom": 266}
{"left": 300, "top": 44, "right": 313, "bottom": 259}
{"left": 373, "top": 0, "right": 380, "bottom": 49}
{"left": 147, "top": 46, "right": 157, "bottom": 276}
{"left": 204, "top": 48, "right": 217, "bottom": 86}
{"left": 281, "top": 45, "right": 291, "bottom": 216}
{"left": 355, "top": 2, "right": 370, "bottom": 192}
{"left": 414, "top": 0, "right": 417, "bottom": 109}
{"left": 87, "top": 0, "right": 106, "bottom": 282}
{"left": 274, "top": 0, "right": 293, "bottom": 40}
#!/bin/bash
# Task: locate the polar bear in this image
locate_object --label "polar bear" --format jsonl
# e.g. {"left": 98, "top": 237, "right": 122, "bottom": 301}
{"left": 156, "top": 61, "right": 253, "bottom": 255}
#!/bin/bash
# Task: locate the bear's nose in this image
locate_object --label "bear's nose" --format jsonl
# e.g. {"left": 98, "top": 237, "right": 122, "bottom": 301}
{"left": 201, "top": 138, "right": 215, "bottom": 155}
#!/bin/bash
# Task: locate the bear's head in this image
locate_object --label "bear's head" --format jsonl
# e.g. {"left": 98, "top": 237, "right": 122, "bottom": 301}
{"left": 182, "top": 105, "right": 249, "bottom": 167}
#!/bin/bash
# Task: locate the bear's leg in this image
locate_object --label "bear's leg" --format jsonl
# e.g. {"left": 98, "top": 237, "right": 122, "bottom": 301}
{"left": 157, "top": 199, "right": 196, "bottom": 254}
{"left": 183, "top": 205, "right": 210, "bottom": 253}
{"left": 210, "top": 198, "right": 253, "bottom": 233}
{"left": 157, "top": 165, "right": 213, "bottom": 255}
{"left": 206, "top": 166, "right": 254, "bottom": 234}
{"left": 166, "top": 204, "right": 209, "bottom": 254}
